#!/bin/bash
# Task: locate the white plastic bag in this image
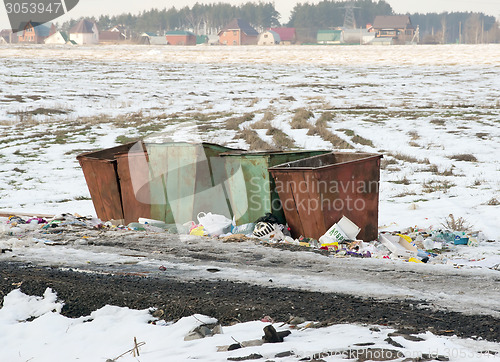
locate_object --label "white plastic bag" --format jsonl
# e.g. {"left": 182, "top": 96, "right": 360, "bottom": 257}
{"left": 197, "top": 212, "right": 232, "bottom": 236}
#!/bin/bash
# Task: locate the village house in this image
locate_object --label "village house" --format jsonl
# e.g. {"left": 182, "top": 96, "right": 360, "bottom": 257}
{"left": 258, "top": 30, "right": 280, "bottom": 45}
{"left": 218, "top": 18, "right": 258, "bottom": 45}
{"left": 17, "top": 21, "right": 52, "bottom": 44}
{"left": 372, "top": 15, "right": 416, "bottom": 44}
{"left": 269, "top": 27, "right": 296, "bottom": 45}
{"left": 0, "top": 29, "right": 16, "bottom": 43}
{"left": 69, "top": 19, "right": 99, "bottom": 45}
{"left": 108, "top": 25, "right": 128, "bottom": 39}
{"left": 165, "top": 31, "right": 197, "bottom": 45}
{"left": 342, "top": 28, "right": 375, "bottom": 44}
{"left": 317, "top": 29, "right": 342, "bottom": 44}
{"left": 139, "top": 32, "right": 167, "bottom": 45}
{"left": 99, "top": 30, "right": 126, "bottom": 44}
{"left": 44, "top": 30, "right": 73, "bottom": 45}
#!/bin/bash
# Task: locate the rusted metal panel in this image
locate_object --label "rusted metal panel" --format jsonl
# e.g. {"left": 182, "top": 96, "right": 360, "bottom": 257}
{"left": 77, "top": 143, "right": 138, "bottom": 222}
{"left": 220, "top": 150, "right": 329, "bottom": 225}
{"left": 270, "top": 152, "right": 383, "bottom": 241}
{"left": 115, "top": 147, "right": 151, "bottom": 225}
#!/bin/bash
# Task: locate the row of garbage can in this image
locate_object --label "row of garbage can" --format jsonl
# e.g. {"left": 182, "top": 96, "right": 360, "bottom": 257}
{"left": 77, "top": 142, "right": 382, "bottom": 241}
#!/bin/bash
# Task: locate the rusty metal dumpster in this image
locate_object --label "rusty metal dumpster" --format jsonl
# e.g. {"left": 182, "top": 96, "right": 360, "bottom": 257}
{"left": 115, "top": 145, "right": 151, "bottom": 225}
{"left": 220, "top": 150, "right": 329, "bottom": 225}
{"left": 269, "top": 152, "right": 383, "bottom": 241}
{"left": 77, "top": 142, "right": 137, "bottom": 223}
{"left": 146, "top": 142, "right": 238, "bottom": 224}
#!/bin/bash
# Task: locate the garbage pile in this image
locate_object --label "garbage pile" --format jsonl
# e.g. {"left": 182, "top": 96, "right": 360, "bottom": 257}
{"left": 0, "top": 211, "right": 497, "bottom": 271}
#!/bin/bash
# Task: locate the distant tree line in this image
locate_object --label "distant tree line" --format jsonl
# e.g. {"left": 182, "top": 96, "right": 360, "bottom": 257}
{"left": 61, "top": 2, "right": 280, "bottom": 35}
{"left": 411, "top": 12, "right": 498, "bottom": 44}
{"left": 286, "top": 0, "right": 393, "bottom": 40}
{"left": 59, "top": 0, "right": 500, "bottom": 44}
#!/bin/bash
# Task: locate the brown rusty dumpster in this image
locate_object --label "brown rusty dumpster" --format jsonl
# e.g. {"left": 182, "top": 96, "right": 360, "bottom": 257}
{"left": 115, "top": 145, "right": 151, "bottom": 225}
{"left": 269, "top": 152, "right": 383, "bottom": 241}
{"left": 77, "top": 142, "right": 138, "bottom": 223}
{"left": 220, "top": 150, "right": 329, "bottom": 225}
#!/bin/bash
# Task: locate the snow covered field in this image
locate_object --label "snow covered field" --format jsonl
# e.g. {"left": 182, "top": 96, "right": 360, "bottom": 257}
{"left": 0, "top": 44, "right": 499, "bottom": 239}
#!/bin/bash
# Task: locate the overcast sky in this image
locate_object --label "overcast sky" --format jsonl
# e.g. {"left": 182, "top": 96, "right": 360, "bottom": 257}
{"left": 1, "top": 0, "right": 499, "bottom": 30}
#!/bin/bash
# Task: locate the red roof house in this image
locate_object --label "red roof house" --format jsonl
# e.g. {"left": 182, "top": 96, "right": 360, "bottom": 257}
{"left": 218, "top": 18, "right": 258, "bottom": 45}
{"left": 268, "top": 28, "right": 296, "bottom": 44}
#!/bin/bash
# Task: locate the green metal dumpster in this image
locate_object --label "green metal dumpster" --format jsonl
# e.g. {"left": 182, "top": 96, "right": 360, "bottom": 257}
{"left": 146, "top": 142, "right": 238, "bottom": 224}
{"left": 220, "top": 150, "right": 329, "bottom": 225}
{"left": 269, "top": 152, "right": 383, "bottom": 241}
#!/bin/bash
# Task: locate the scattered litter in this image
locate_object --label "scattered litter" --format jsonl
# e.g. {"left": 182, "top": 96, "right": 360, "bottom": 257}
{"left": 379, "top": 233, "right": 418, "bottom": 258}
{"left": 0, "top": 208, "right": 497, "bottom": 271}
{"left": 184, "top": 323, "right": 222, "bottom": 341}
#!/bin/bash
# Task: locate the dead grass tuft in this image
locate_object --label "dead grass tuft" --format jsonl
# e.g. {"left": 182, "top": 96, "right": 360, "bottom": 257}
{"left": 226, "top": 113, "right": 255, "bottom": 130}
{"left": 351, "top": 135, "right": 374, "bottom": 147}
{"left": 306, "top": 112, "right": 353, "bottom": 149}
{"left": 290, "top": 108, "right": 314, "bottom": 129}
{"left": 381, "top": 158, "right": 398, "bottom": 170}
{"left": 266, "top": 127, "right": 295, "bottom": 150}
{"left": 430, "top": 119, "right": 446, "bottom": 126}
{"left": 441, "top": 214, "right": 471, "bottom": 232}
{"left": 450, "top": 154, "right": 478, "bottom": 162}
{"left": 251, "top": 111, "right": 275, "bottom": 129}
{"left": 407, "top": 130, "right": 420, "bottom": 140}
{"left": 237, "top": 129, "right": 273, "bottom": 151}
{"left": 487, "top": 197, "right": 500, "bottom": 206}
{"left": 389, "top": 176, "right": 411, "bottom": 185}
{"left": 387, "top": 152, "right": 430, "bottom": 165}
{"left": 422, "top": 179, "right": 455, "bottom": 193}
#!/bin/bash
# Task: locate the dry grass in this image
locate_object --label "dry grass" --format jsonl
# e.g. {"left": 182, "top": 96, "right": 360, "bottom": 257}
{"left": 422, "top": 179, "right": 455, "bottom": 193}
{"left": 251, "top": 111, "right": 275, "bottom": 129}
{"left": 387, "top": 152, "right": 430, "bottom": 165}
{"left": 266, "top": 127, "right": 295, "bottom": 149}
{"left": 393, "top": 190, "right": 417, "bottom": 197}
{"left": 487, "top": 197, "right": 500, "bottom": 206}
{"left": 430, "top": 119, "right": 446, "bottom": 126}
{"left": 380, "top": 158, "right": 398, "bottom": 170}
{"left": 237, "top": 129, "right": 273, "bottom": 150}
{"left": 420, "top": 164, "right": 454, "bottom": 176}
{"left": 226, "top": 113, "right": 255, "bottom": 130}
{"left": 407, "top": 130, "right": 420, "bottom": 140}
{"left": 450, "top": 154, "right": 478, "bottom": 162}
{"left": 290, "top": 108, "right": 314, "bottom": 129}
{"left": 306, "top": 112, "right": 353, "bottom": 149}
{"left": 441, "top": 214, "right": 471, "bottom": 232}
{"left": 351, "top": 134, "right": 374, "bottom": 147}
{"left": 389, "top": 176, "right": 411, "bottom": 185}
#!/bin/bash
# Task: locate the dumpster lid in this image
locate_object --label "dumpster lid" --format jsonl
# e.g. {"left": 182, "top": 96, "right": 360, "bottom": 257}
{"left": 76, "top": 142, "right": 139, "bottom": 161}
{"left": 269, "top": 152, "right": 383, "bottom": 170}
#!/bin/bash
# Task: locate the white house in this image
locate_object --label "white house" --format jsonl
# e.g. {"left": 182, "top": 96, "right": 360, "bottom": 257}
{"left": 69, "top": 19, "right": 99, "bottom": 45}
{"left": 257, "top": 30, "right": 281, "bottom": 45}
{"left": 140, "top": 32, "right": 167, "bottom": 45}
{"left": 44, "top": 31, "right": 72, "bottom": 45}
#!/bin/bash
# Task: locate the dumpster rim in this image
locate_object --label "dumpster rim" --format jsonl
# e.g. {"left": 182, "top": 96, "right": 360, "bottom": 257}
{"left": 269, "top": 152, "right": 383, "bottom": 171}
{"left": 219, "top": 149, "right": 330, "bottom": 157}
{"left": 76, "top": 142, "right": 139, "bottom": 160}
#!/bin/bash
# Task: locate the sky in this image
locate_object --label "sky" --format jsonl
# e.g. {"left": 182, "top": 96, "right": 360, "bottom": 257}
{"left": 1, "top": 0, "right": 499, "bottom": 31}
